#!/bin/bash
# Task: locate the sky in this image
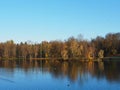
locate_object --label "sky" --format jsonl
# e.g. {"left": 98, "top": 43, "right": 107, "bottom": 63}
{"left": 0, "top": 0, "right": 120, "bottom": 43}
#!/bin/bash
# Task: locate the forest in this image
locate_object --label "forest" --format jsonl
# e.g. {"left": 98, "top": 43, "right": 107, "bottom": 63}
{"left": 0, "top": 33, "right": 120, "bottom": 60}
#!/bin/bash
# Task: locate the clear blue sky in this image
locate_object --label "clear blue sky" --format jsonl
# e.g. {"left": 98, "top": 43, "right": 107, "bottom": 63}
{"left": 0, "top": 0, "right": 120, "bottom": 43}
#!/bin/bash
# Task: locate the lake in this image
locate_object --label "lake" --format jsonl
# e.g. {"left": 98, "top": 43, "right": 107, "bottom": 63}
{"left": 0, "top": 59, "right": 120, "bottom": 90}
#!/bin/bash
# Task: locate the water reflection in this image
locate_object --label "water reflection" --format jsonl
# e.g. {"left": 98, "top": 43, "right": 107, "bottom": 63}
{"left": 0, "top": 60, "right": 120, "bottom": 83}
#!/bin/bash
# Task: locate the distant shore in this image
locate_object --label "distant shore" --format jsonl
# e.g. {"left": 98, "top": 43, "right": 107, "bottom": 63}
{"left": 0, "top": 56, "right": 120, "bottom": 61}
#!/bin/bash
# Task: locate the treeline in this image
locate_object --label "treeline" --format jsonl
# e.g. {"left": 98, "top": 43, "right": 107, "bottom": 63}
{"left": 0, "top": 33, "right": 120, "bottom": 60}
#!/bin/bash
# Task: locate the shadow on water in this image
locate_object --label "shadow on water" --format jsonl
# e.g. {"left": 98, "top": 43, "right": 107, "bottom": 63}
{"left": 0, "top": 59, "right": 120, "bottom": 83}
{"left": 0, "top": 76, "right": 15, "bottom": 83}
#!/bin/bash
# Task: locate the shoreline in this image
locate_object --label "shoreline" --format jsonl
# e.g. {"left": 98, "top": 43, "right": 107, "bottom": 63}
{"left": 0, "top": 56, "right": 120, "bottom": 61}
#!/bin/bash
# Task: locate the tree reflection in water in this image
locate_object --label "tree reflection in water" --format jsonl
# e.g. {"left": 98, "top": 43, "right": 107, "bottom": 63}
{"left": 0, "top": 60, "right": 120, "bottom": 83}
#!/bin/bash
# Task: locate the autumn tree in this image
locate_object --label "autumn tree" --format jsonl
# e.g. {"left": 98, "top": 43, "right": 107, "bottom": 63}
{"left": 66, "top": 37, "right": 78, "bottom": 58}
{"left": 61, "top": 42, "right": 68, "bottom": 60}
{"left": 98, "top": 49, "right": 104, "bottom": 59}
{"left": 0, "top": 43, "right": 4, "bottom": 58}
{"left": 49, "top": 41, "right": 62, "bottom": 58}
{"left": 32, "top": 44, "right": 39, "bottom": 58}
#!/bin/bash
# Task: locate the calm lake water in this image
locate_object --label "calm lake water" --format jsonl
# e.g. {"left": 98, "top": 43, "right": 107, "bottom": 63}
{"left": 0, "top": 59, "right": 120, "bottom": 90}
